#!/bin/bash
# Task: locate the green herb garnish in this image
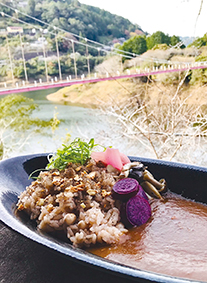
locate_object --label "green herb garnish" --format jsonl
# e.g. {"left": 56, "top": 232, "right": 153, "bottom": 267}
{"left": 47, "top": 138, "right": 98, "bottom": 170}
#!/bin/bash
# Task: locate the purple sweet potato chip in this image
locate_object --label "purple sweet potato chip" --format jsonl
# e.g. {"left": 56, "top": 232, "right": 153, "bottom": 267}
{"left": 126, "top": 194, "right": 151, "bottom": 227}
{"left": 137, "top": 184, "right": 148, "bottom": 201}
{"left": 112, "top": 178, "right": 139, "bottom": 200}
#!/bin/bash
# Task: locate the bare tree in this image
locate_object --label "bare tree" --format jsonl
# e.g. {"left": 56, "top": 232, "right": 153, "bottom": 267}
{"left": 100, "top": 73, "right": 207, "bottom": 165}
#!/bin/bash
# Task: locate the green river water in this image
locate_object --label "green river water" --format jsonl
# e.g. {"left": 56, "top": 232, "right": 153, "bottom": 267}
{"left": 1, "top": 88, "right": 133, "bottom": 158}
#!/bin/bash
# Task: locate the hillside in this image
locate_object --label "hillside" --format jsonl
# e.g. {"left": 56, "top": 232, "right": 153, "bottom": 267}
{"left": 0, "top": 0, "right": 145, "bottom": 44}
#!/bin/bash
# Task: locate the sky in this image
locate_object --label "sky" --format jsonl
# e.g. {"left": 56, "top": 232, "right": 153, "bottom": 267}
{"left": 79, "top": 0, "right": 207, "bottom": 38}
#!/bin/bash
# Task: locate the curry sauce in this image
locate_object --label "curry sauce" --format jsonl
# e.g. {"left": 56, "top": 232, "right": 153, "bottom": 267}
{"left": 88, "top": 192, "right": 207, "bottom": 281}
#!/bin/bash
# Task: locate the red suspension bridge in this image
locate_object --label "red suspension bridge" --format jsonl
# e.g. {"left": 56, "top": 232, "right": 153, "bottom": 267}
{"left": 0, "top": 62, "right": 207, "bottom": 96}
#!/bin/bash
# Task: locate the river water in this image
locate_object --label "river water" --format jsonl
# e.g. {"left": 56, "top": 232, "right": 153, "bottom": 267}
{"left": 1, "top": 88, "right": 207, "bottom": 168}
{"left": 2, "top": 88, "right": 135, "bottom": 158}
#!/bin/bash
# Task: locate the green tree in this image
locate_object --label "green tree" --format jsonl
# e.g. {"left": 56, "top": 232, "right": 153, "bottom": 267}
{"left": 0, "top": 94, "right": 60, "bottom": 159}
{"left": 107, "top": 24, "right": 122, "bottom": 38}
{"left": 41, "top": 1, "right": 60, "bottom": 23}
{"left": 170, "top": 35, "right": 185, "bottom": 48}
{"left": 0, "top": 65, "right": 7, "bottom": 78}
{"left": 146, "top": 31, "right": 171, "bottom": 50}
{"left": 170, "top": 35, "right": 180, "bottom": 46}
{"left": 188, "top": 33, "right": 207, "bottom": 48}
{"left": 68, "top": 18, "right": 85, "bottom": 36}
{"left": 13, "top": 61, "right": 25, "bottom": 79}
{"left": 119, "top": 35, "right": 147, "bottom": 61}
{"left": 49, "top": 33, "right": 73, "bottom": 53}
{"left": 26, "top": 0, "right": 36, "bottom": 17}
{"left": 47, "top": 61, "right": 59, "bottom": 76}
{"left": 27, "top": 58, "right": 45, "bottom": 78}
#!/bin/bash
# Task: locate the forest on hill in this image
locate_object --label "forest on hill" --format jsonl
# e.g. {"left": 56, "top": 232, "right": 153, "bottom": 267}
{"left": 0, "top": 0, "right": 145, "bottom": 43}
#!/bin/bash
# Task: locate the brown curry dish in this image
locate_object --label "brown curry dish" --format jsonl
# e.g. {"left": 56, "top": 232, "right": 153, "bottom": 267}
{"left": 88, "top": 191, "right": 207, "bottom": 282}
{"left": 1, "top": 150, "right": 207, "bottom": 283}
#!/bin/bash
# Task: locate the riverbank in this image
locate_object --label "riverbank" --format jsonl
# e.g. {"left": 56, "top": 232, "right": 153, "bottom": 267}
{"left": 46, "top": 79, "right": 139, "bottom": 107}
{"left": 46, "top": 78, "right": 207, "bottom": 108}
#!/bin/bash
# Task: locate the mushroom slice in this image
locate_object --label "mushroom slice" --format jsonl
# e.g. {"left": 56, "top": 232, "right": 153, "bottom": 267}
{"left": 119, "top": 162, "right": 144, "bottom": 178}
{"left": 140, "top": 181, "right": 163, "bottom": 200}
